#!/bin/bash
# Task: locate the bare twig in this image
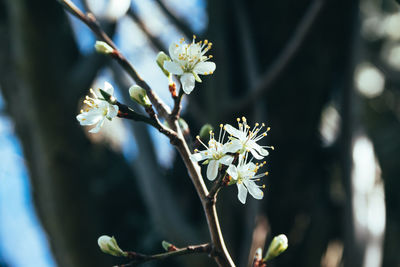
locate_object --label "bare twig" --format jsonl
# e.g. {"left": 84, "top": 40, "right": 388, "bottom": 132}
{"left": 58, "top": 0, "right": 171, "bottom": 118}
{"left": 119, "top": 243, "right": 211, "bottom": 266}
{"left": 170, "top": 89, "right": 184, "bottom": 121}
{"left": 227, "top": 0, "right": 326, "bottom": 115}
{"left": 154, "top": 0, "right": 194, "bottom": 39}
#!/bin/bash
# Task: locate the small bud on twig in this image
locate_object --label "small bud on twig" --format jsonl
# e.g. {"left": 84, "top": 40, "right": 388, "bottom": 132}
{"left": 95, "top": 41, "right": 115, "bottom": 54}
{"left": 162, "top": 241, "right": 178, "bottom": 252}
{"left": 98, "top": 235, "right": 128, "bottom": 257}
{"left": 263, "top": 234, "right": 288, "bottom": 262}
{"left": 156, "top": 51, "right": 172, "bottom": 77}
{"left": 129, "top": 85, "right": 152, "bottom": 107}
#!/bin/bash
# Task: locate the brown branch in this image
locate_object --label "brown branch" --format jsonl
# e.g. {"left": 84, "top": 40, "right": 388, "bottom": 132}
{"left": 119, "top": 243, "right": 211, "bottom": 266}
{"left": 58, "top": 0, "right": 171, "bottom": 118}
{"left": 154, "top": 0, "right": 194, "bottom": 39}
{"left": 127, "top": 8, "right": 166, "bottom": 52}
{"left": 170, "top": 88, "right": 184, "bottom": 121}
{"left": 228, "top": 0, "right": 326, "bottom": 115}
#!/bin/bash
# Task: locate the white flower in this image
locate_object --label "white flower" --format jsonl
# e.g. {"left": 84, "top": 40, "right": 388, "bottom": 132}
{"left": 164, "top": 36, "right": 216, "bottom": 94}
{"left": 190, "top": 125, "right": 236, "bottom": 181}
{"left": 226, "top": 155, "right": 268, "bottom": 204}
{"left": 76, "top": 82, "right": 119, "bottom": 133}
{"left": 225, "top": 117, "right": 273, "bottom": 160}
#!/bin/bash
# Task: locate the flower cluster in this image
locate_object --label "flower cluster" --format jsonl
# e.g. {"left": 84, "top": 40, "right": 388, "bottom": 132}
{"left": 76, "top": 82, "right": 119, "bottom": 133}
{"left": 163, "top": 36, "right": 216, "bottom": 94}
{"left": 191, "top": 117, "right": 273, "bottom": 204}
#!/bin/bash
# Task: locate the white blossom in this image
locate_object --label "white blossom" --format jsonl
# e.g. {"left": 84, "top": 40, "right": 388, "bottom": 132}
{"left": 190, "top": 125, "right": 236, "bottom": 181}
{"left": 76, "top": 82, "right": 119, "bottom": 133}
{"left": 225, "top": 117, "right": 273, "bottom": 160}
{"left": 226, "top": 155, "right": 268, "bottom": 204}
{"left": 164, "top": 36, "right": 216, "bottom": 94}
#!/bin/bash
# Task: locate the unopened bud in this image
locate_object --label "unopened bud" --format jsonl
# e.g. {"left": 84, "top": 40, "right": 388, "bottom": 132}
{"left": 95, "top": 41, "right": 114, "bottom": 54}
{"left": 264, "top": 234, "right": 288, "bottom": 261}
{"left": 97, "top": 235, "right": 127, "bottom": 257}
{"left": 129, "top": 85, "right": 151, "bottom": 107}
{"left": 99, "top": 89, "right": 117, "bottom": 104}
{"left": 161, "top": 241, "right": 178, "bottom": 252}
{"left": 199, "top": 124, "right": 213, "bottom": 141}
{"left": 156, "top": 51, "right": 171, "bottom": 77}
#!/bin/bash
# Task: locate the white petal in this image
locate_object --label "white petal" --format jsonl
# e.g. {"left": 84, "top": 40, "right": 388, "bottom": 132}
{"left": 89, "top": 118, "right": 105, "bottom": 133}
{"left": 224, "top": 124, "right": 246, "bottom": 140}
{"left": 245, "top": 181, "right": 264, "bottom": 200}
{"left": 107, "top": 104, "right": 119, "bottom": 119}
{"left": 223, "top": 139, "right": 242, "bottom": 153}
{"left": 219, "top": 155, "right": 233, "bottom": 166}
{"left": 103, "top": 81, "right": 114, "bottom": 95}
{"left": 164, "top": 61, "right": 183, "bottom": 75}
{"left": 180, "top": 73, "right": 195, "bottom": 94}
{"left": 193, "top": 61, "right": 216, "bottom": 75}
{"left": 226, "top": 165, "right": 238, "bottom": 180}
{"left": 237, "top": 183, "right": 248, "bottom": 204}
{"left": 259, "top": 147, "right": 270, "bottom": 156}
{"left": 249, "top": 148, "right": 264, "bottom": 160}
{"left": 169, "top": 42, "right": 181, "bottom": 61}
{"left": 248, "top": 141, "right": 269, "bottom": 157}
{"left": 206, "top": 160, "right": 219, "bottom": 181}
{"left": 77, "top": 112, "right": 103, "bottom": 126}
{"left": 190, "top": 152, "right": 210, "bottom": 162}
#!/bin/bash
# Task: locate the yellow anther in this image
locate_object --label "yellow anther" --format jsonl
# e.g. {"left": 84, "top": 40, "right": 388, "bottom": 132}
{"left": 80, "top": 109, "right": 84, "bottom": 113}
{"left": 263, "top": 133, "right": 267, "bottom": 136}
{"left": 262, "top": 123, "right": 265, "bottom": 127}
{"left": 193, "top": 35, "right": 196, "bottom": 39}
{"left": 209, "top": 71, "right": 214, "bottom": 74}
{"left": 237, "top": 118, "right": 241, "bottom": 122}
{"left": 194, "top": 149, "right": 198, "bottom": 152}
{"left": 271, "top": 146, "right": 275, "bottom": 150}
{"left": 262, "top": 184, "right": 266, "bottom": 188}
{"left": 263, "top": 161, "right": 266, "bottom": 164}
{"left": 220, "top": 124, "right": 223, "bottom": 128}
{"left": 242, "top": 116, "right": 247, "bottom": 122}
{"left": 265, "top": 172, "right": 269, "bottom": 175}
{"left": 175, "top": 44, "right": 179, "bottom": 47}
{"left": 267, "top": 127, "right": 271, "bottom": 131}
{"left": 196, "top": 135, "right": 200, "bottom": 139}
{"left": 255, "top": 123, "right": 259, "bottom": 127}
{"left": 209, "top": 55, "right": 213, "bottom": 58}
{"left": 204, "top": 40, "right": 208, "bottom": 45}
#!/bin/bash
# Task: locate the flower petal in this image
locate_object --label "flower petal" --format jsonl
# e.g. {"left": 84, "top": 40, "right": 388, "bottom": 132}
{"left": 107, "top": 104, "right": 119, "bottom": 119}
{"left": 245, "top": 181, "right": 264, "bottom": 200}
{"left": 103, "top": 81, "right": 114, "bottom": 95}
{"left": 237, "top": 183, "right": 248, "bottom": 204}
{"left": 77, "top": 111, "right": 103, "bottom": 126}
{"left": 219, "top": 155, "right": 233, "bottom": 166}
{"left": 193, "top": 61, "right": 216, "bottom": 75}
{"left": 180, "top": 73, "right": 195, "bottom": 94}
{"left": 169, "top": 42, "right": 181, "bottom": 61}
{"left": 226, "top": 165, "right": 238, "bottom": 180}
{"left": 164, "top": 61, "right": 183, "bottom": 75}
{"left": 89, "top": 118, "right": 105, "bottom": 133}
{"left": 249, "top": 148, "right": 264, "bottom": 160}
{"left": 224, "top": 124, "right": 246, "bottom": 140}
{"left": 206, "top": 160, "right": 219, "bottom": 181}
{"left": 190, "top": 151, "right": 210, "bottom": 162}
{"left": 223, "top": 139, "right": 242, "bottom": 153}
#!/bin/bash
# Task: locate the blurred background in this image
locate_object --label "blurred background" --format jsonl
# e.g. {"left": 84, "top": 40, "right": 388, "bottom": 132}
{"left": 0, "top": 0, "right": 399, "bottom": 266}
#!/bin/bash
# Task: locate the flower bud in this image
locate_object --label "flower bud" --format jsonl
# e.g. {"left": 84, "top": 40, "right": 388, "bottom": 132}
{"left": 97, "top": 235, "right": 127, "bottom": 257}
{"left": 129, "top": 85, "right": 152, "bottom": 107}
{"left": 95, "top": 41, "right": 114, "bottom": 54}
{"left": 156, "top": 51, "right": 171, "bottom": 77}
{"left": 264, "top": 234, "right": 288, "bottom": 261}
{"left": 199, "top": 124, "right": 213, "bottom": 141}
{"left": 162, "top": 241, "right": 178, "bottom": 252}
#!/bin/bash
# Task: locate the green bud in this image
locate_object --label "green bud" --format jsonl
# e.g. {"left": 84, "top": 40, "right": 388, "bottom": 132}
{"left": 199, "top": 124, "right": 213, "bottom": 141}
{"left": 129, "top": 85, "right": 152, "bottom": 107}
{"left": 156, "top": 51, "right": 171, "bottom": 77}
{"left": 95, "top": 41, "right": 114, "bottom": 54}
{"left": 178, "top": 118, "right": 189, "bottom": 133}
{"left": 97, "top": 235, "right": 127, "bottom": 257}
{"left": 161, "top": 241, "right": 173, "bottom": 251}
{"left": 264, "top": 234, "right": 288, "bottom": 261}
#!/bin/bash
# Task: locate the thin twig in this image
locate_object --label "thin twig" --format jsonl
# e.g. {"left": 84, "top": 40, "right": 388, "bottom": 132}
{"left": 154, "top": 0, "right": 194, "bottom": 39}
{"left": 58, "top": 0, "right": 171, "bottom": 118}
{"left": 119, "top": 243, "right": 211, "bottom": 266}
{"left": 170, "top": 89, "right": 184, "bottom": 121}
{"left": 227, "top": 0, "right": 326, "bottom": 115}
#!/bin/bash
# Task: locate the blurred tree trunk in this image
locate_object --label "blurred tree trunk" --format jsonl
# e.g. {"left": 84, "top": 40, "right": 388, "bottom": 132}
{"left": 0, "top": 1, "right": 152, "bottom": 266}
